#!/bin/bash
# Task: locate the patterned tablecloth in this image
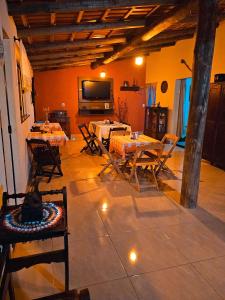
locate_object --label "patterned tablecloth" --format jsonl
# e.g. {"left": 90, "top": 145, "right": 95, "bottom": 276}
{"left": 27, "top": 131, "right": 68, "bottom": 146}
{"left": 33, "top": 122, "right": 62, "bottom": 131}
{"left": 89, "top": 121, "right": 131, "bottom": 140}
{"left": 110, "top": 134, "right": 160, "bottom": 159}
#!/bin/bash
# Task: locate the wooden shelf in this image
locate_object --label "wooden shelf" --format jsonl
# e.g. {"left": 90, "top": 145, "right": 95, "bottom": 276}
{"left": 120, "top": 86, "right": 140, "bottom": 91}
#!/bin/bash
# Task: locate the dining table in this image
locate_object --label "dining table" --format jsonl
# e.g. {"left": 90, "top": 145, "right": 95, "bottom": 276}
{"left": 27, "top": 130, "right": 68, "bottom": 147}
{"left": 110, "top": 134, "right": 161, "bottom": 159}
{"left": 33, "top": 122, "right": 62, "bottom": 131}
{"left": 89, "top": 121, "right": 131, "bottom": 140}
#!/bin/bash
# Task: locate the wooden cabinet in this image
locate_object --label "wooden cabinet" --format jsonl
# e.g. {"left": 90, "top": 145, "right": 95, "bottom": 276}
{"left": 202, "top": 83, "right": 225, "bottom": 170}
{"left": 48, "top": 110, "right": 71, "bottom": 138}
{"left": 144, "top": 106, "right": 168, "bottom": 140}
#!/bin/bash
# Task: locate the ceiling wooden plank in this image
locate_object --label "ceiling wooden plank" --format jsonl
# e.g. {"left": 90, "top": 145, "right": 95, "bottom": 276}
{"left": 21, "top": 14, "right": 33, "bottom": 44}
{"left": 27, "top": 37, "right": 126, "bottom": 53}
{"left": 29, "top": 46, "right": 114, "bottom": 61}
{"left": 50, "top": 13, "right": 56, "bottom": 25}
{"left": 145, "top": 5, "right": 160, "bottom": 17}
{"left": 91, "top": 0, "right": 195, "bottom": 68}
{"left": 123, "top": 7, "right": 135, "bottom": 19}
{"left": 32, "top": 53, "right": 104, "bottom": 67}
{"left": 100, "top": 9, "right": 110, "bottom": 22}
{"left": 34, "top": 61, "right": 95, "bottom": 72}
{"left": 8, "top": 0, "right": 179, "bottom": 16}
{"left": 77, "top": 10, "right": 84, "bottom": 23}
{"left": 18, "top": 19, "right": 145, "bottom": 38}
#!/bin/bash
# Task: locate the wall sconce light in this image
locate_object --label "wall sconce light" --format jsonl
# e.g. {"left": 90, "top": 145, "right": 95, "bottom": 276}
{"left": 135, "top": 56, "right": 144, "bottom": 66}
{"left": 100, "top": 71, "right": 106, "bottom": 78}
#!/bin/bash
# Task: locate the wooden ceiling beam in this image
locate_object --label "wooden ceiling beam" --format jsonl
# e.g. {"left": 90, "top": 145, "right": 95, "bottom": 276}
{"left": 31, "top": 54, "right": 104, "bottom": 67}
{"left": 123, "top": 7, "right": 135, "bottom": 19}
{"left": 21, "top": 14, "right": 32, "bottom": 44}
{"left": 18, "top": 19, "right": 145, "bottom": 38}
{"left": 145, "top": 5, "right": 160, "bottom": 17}
{"left": 34, "top": 61, "right": 94, "bottom": 72}
{"left": 29, "top": 46, "right": 114, "bottom": 62}
{"left": 77, "top": 10, "right": 84, "bottom": 23}
{"left": 33, "top": 59, "right": 96, "bottom": 70}
{"left": 8, "top": 0, "right": 179, "bottom": 16}
{"left": 139, "top": 32, "right": 195, "bottom": 48}
{"left": 91, "top": 0, "right": 195, "bottom": 68}
{"left": 50, "top": 13, "right": 56, "bottom": 25}
{"left": 27, "top": 37, "right": 126, "bottom": 53}
{"left": 100, "top": 9, "right": 110, "bottom": 22}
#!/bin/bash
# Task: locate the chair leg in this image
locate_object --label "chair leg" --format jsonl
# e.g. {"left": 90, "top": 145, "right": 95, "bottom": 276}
{"left": 129, "top": 166, "right": 135, "bottom": 182}
{"left": 48, "top": 165, "right": 56, "bottom": 183}
{"left": 151, "top": 166, "right": 159, "bottom": 191}
{"left": 134, "top": 168, "right": 140, "bottom": 191}
{"left": 98, "top": 161, "right": 111, "bottom": 176}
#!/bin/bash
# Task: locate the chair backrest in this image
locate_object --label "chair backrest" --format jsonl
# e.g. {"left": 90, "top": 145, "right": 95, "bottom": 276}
{"left": 161, "top": 133, "right": 179, "bottom": 157}
{"left": 95, "top": 138, "right": 114, "bottom": 161}
{"left": 78, "top": 123, "right": 92, "bottom": 140}
{"left": 108, "top": 127, "right": 127, "bottom": 139}
{"left": 26, "top": 139, "right": 58, "bottom": 165}
{"left": 133, "top": 143, "right": 164, "bottom": 164}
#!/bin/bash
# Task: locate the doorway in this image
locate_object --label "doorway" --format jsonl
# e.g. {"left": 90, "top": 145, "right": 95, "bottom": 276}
{"left": 175, "top": 77, "right": 192, "bottom": 147}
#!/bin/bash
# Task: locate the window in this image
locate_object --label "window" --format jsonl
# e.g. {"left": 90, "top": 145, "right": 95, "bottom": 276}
{"left": 17, "top": 63, "right": 29, "bottom": 122}
{"left": 146, "top": 83, "right": 157, "bottom": 106}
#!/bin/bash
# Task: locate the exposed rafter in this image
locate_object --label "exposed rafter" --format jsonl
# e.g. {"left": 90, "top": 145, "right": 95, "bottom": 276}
{"left": 31, "top": 54, "right": 104, "bottom": 67}
{"left": 21, "top": 14, "right": 32, "bottom": 44}
{"left": 27, "top": 37, "right": 126, "bottom": 53}
{"left": 18, "top": 19, "right": 145, "bottom": 38}
{"left": 34, "top": 60, "right": 95, "bottom": 72}
{"left": 91, "top": 0, "right": 195, "bottom": 68}
{"left": 8, "top": 0, "right": 179, "bottom": 16}
{"left": 29, "top": 46, "right": 114, "bottom": 62}
{"left": 123, "top": 7, "right": 136, "bottom": 19}
{"left": 100, "top": 9, "right": 110, "bottom": 22}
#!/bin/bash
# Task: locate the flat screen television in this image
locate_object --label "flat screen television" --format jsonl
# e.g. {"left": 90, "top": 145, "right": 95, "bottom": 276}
{"left": 81, "top": 79, "right": 112, "bottom": 101}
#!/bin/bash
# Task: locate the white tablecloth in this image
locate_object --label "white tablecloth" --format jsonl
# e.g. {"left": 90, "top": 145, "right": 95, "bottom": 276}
{"left": 89, "top": 121, "right": 131, "bottom": 140}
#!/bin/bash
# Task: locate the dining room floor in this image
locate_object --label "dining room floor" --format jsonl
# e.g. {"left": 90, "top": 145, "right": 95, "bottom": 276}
{"left": 11, "top": 136, "right": 225, "bottom": 300}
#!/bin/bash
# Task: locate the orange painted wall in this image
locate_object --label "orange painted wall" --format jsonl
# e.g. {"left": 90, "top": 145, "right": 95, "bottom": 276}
{"left": 34, "top": 58, "right": 146, "bottom": 134}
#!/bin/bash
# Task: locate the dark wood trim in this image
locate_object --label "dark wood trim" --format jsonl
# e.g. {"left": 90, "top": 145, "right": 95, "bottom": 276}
{"left": 180, "top": 0, "right": 218, "bottom": 208}
{"left": 8, "top": 0, "right": 179, "bottom": 16}
{"left": 18, "top": 20, "right": 145, "bottom": 38}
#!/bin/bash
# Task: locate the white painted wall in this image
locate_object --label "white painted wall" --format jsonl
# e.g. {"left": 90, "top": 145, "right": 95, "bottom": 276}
{"left": 0, "top": 0, "right": 34, "bottom": 194}
{"left": 146, "top": 20, "right": 225, "bottom": 134}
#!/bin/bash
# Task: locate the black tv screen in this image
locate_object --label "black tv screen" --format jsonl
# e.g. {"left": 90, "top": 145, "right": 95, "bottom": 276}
{"left": 82, "top": 80, "right": 111, "bottom": 100}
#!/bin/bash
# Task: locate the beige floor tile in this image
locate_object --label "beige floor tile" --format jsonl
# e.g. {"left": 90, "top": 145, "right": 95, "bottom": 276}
{"left": 131, "top": 264, "right": 221, "bottom": 300}
{"left": 192, "top": 256, "right": 225, "bottom": 299}
{"left": 111, "top": 229, "right": 188, "bottom": 275}
{"left": 87, "top": 278, "right": 138, "bottom": 300}
{"left": 53, "top": 236, "right": 126, "bottom": 288}
{"left": 161, "top": 222, "right": 225, "bottom": 262}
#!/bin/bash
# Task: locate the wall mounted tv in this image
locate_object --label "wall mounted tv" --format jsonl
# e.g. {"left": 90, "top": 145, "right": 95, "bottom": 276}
{"left": 82, "top": 80, "right": 110, "bottom": 100}
{"left": 78, "top": 77, "right": 113, "bottom": 102}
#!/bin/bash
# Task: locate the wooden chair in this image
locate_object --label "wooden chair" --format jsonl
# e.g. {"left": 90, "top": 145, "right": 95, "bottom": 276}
{"left": 26, "top": 139, "right": 63, "bottom": 183}
{"left": 102, "top": 127, "right": 127, "bottom": 151}
{"left": 129, "top": 143, "right": 163, "bottom": 191}
{"left": 145, "top": 133, "right": 179, "bottom": 175}
{"left": 96, "top": 138, "right": 123, "bottom": 177}
{"left": 78, "top": 123, "right": 98, "bottom": 154}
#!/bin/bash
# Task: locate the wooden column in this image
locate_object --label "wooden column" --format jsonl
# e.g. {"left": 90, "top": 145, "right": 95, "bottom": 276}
{"left": 180, "top": 0, "right": 218, "bottom": 208}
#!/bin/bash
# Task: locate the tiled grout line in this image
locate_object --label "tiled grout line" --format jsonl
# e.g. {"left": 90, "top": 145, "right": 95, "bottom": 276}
{"left": 96, "top": 208, "right": 141, "bottom": 300}
{"left": 191, "top": 261, "right": 224, "bottom": 300}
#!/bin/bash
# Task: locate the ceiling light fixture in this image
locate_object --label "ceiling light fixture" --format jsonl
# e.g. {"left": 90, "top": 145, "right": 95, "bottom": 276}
{"left": 100, "top": 71, "right": 106, "bottom": 78}
{"left": 135, "top": 56, "right": 144, "bottom": 66}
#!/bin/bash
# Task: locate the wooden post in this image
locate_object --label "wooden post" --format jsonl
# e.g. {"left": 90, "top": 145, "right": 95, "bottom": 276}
{"left": 180, "top": 0, "right": 218, "bottom": 208}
